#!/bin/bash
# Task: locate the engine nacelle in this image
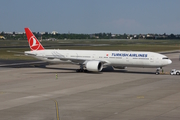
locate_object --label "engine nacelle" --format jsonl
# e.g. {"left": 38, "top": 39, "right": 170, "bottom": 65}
{"left": 85, "top": 61, "right": 103, "bottom": 72}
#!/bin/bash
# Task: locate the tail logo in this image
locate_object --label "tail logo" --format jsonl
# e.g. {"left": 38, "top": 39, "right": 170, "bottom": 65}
{"left": 29, "top": 36, "right": 40, "bottom": 50}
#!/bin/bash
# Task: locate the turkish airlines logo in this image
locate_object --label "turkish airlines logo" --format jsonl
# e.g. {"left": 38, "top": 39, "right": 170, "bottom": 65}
{"left": 29, "top": 36, "right": 40, "bottom": 50}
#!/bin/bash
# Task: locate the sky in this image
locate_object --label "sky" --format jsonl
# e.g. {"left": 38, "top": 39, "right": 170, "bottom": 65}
{"left": 0, "top": 0, "right": 180, "bottom": 34}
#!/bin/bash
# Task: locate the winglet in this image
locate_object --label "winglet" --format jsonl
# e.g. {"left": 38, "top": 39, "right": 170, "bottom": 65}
{"left": 24, "top": 28, "right": 44, "bottom": 51}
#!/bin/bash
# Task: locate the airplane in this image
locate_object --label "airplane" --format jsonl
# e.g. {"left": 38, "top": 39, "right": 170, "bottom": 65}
{"left": 24, "top": 28, "right": 172, "bottom": 73}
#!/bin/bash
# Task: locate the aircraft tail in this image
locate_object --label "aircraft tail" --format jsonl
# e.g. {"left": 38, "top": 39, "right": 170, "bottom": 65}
{"left": 24, "top": 28, "right": 44, "bottom": 51}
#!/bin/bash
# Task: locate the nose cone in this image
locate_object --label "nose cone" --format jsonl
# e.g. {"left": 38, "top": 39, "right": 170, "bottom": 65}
{"left": 168, "top": 59, "right": 172, "bottom": 64}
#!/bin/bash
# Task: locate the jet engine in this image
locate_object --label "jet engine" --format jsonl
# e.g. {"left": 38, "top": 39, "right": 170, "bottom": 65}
{"left": 85, "top": 61, "right": 103, "bottom": 72}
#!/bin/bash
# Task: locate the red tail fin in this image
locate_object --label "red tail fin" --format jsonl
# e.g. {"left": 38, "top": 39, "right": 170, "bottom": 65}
{"left": 24, "top": 28, "right": 44, "bottom": 51}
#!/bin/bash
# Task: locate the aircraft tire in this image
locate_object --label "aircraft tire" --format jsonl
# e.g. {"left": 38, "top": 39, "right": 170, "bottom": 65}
{"left": 76, "top": 69, "right": 80, "bottom": 72}
{"left": 76, "top": 69, "right": 85, "bottom": 72}
{"left": 155, "top": 72, "right": 159, "bottom": 75}
{"left": 84, "top": 70, "right": 88, "bottom": 73}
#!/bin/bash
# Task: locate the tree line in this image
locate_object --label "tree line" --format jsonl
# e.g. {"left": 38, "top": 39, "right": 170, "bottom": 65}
{"left": 0, "top": 31, "right": 180, "bottom": 40}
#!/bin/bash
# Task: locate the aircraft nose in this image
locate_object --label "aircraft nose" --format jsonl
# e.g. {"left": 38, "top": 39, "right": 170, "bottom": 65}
{"left": 168, "top": 59, "right": 172, "bottom": 64}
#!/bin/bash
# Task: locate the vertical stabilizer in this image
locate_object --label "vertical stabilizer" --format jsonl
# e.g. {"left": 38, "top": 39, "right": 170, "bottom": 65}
{"left": 24, "top": 28, "right": 44, "bottom": 51}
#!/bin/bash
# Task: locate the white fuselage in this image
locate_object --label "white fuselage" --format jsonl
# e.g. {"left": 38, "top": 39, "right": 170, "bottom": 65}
{"left": 25, "top": 49, "right": 172, "bottom": 68}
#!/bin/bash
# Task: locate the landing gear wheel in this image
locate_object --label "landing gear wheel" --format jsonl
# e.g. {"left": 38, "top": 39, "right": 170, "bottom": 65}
{"left": 76, "top": 64, "right": 85, "bottom": 73}
{"left": 84, "top": 70, "right": 88, "bottom": 73}
{"left": 76, "top": 69, "right": 85, "bottom": 72}
{"left": 155, "top": 67, "right": 162, "bottom": 75}
{"left": 156, "top": 70, "right": 160, "bottom": 75}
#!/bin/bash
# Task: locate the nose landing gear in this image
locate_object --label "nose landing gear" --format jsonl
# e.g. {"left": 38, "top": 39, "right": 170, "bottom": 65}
{"left": 156, "top": 67, "right": 163, "bottom": 75}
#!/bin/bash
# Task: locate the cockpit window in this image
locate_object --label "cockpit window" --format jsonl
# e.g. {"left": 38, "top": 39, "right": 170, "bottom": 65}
{"left": 162, "top": 57, "right": 169, "bottom": 59}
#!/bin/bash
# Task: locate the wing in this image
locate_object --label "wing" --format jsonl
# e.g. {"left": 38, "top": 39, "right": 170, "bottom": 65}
{"left": 42, "top": 55, "right": 107, "bottom": 65}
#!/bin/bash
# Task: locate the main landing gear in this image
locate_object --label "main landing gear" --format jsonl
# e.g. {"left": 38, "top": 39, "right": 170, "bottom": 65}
{"left": 76, "top": 69, "right": 88, "bottom": 72}
{"left": 76, "top": 65, "right": 88, "bottom": 72}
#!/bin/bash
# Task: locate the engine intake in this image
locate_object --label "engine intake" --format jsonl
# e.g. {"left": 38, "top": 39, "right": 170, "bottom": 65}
{"left": 86, "top": 61, "right": 103, "bottom": 72}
